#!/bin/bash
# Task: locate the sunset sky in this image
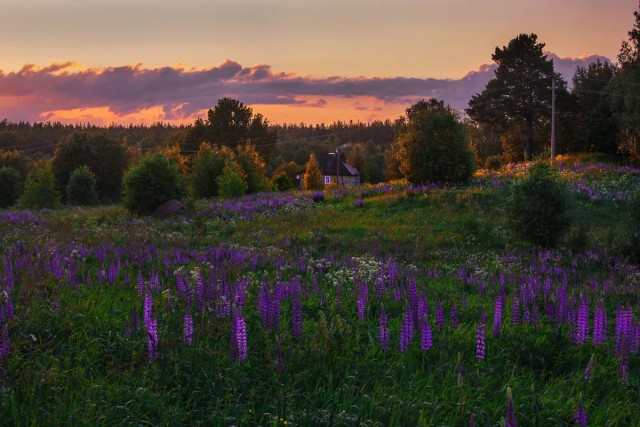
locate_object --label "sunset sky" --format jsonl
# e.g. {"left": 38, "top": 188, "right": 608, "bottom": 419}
{"left": 0, "top": 0, "right": 636, "bottom": 125}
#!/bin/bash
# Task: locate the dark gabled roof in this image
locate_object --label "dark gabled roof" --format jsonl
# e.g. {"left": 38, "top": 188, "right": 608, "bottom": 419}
{"left": 317, "top": 153, "right": 360, "bottom": 177}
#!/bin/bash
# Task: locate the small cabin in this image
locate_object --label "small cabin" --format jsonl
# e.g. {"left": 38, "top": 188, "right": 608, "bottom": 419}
{"left": 318, "top": 152, "right": 360, "bottom": 187}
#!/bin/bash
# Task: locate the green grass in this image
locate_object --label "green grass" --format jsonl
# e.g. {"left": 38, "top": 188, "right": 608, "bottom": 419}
{"left": 1, "top": 168, "right": 640, "bottom": 425}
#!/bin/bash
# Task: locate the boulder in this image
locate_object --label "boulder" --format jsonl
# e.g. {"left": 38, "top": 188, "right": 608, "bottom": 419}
{"left": 153, "top": 199, "right": 187, "bottom": 218}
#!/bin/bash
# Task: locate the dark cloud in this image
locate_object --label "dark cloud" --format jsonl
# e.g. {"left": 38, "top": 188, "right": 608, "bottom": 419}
{"left": 0, "top": 54, "right": 611, "bottom": 123}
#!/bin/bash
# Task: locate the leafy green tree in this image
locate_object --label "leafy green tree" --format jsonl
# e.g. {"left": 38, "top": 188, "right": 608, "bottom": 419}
{"left": 507, "top": 163, "right": 569, "bottom": 247}
{"left": 608, "top": 5, "right": 640, "bottom": 162}
{"left": 236, "top": 143, "right": 269, "bottom": 194}
{"left": 0, "top": 150, "right": 31, "bottom": 180}
{"left": 386, "top": 99, "right": 474, "bottom": 183}
{"left": 66, "top": 166, "right": 99, "bottom": 206}
{"left": 0, "top": 167, "right": 22, "bottom": 208}
{"left": 180, "top": 98, "right": 277, "bottom": 158}
{"left": 572, "top": 60, "right": 618, "bottom": 153}
{"left": 303, "top": 153, "right": 324, "bottom": 190}
{"left": 18, "top": 163, "right": 61, "bottom": 209}
{"left": 271, "top": 171, "right": 293, "bottom": 191}
{"left": 190, "top": 143, "right": 235, "bottom": 198}
{"left": 52, "top": 132, "right": 128, "bottom": 202}
{"left": 217, "top": 160, "right": 248, "bottom": 198}
{"left": 123, "top": 154, "right": 186, "bottom": 215}
{"left": 467, "top": 34, "right": 567, "bottom": 161}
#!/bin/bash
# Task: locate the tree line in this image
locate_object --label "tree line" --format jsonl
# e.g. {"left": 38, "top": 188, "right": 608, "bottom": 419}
{"left": 1, "top": 4, "right": 640, "bottom": 211}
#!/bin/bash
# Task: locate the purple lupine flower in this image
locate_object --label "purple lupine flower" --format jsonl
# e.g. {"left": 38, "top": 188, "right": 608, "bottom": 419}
{"left": 379, "top": 305, "right": 390, "bottom": 351}
{"left": 505, "top": 387, "right": 517, "bottom": 427}
{"left": 147, "top": 318, "right": 159, "bottom": 360}
{"left": 450, "top": 304, "right": 459, "bottom": 329}
{"left": 356, "top": 279, "right": 368, "bottom": 320}
{"left": 493, "top": 296, "right": 502, "bottom": 337}
{"left": 593, "top": 304, "right": 607, "bottom": 346}
{"left": 615, "top": 306, "right": 633, "bottom": 359}
{"left": 436, "top": 302, "right": 445, "bottom": 329}
{"left": 584, "top": 354, "right": 594, "bottom": 381}
{"left": 556, "top": 285, "right": 567, "bottom": 325}
{"left": 575, "top": 297, "right": 589, "bottom": 345}
{"left": 137, "top": 271, "right": 144, "bottom": 295}
{"left": 420, "top": 316, "right": 432, "bottom": 351}
{"left": 291, "top": 295, "right": 303, "bottom": 338}
{"left": 400, "top": 308, "right": 414, "bottom": 353}
{"left": 574, "top": 401, "right": 587, "bottom": 426}
{"left": 511, "top": 296, "right": 520, "bottom": 327}
{"left": 143, "top": 292, "right": 153, "bottom": 329}
{"left": 183, "top": 313, "right": 194, "bottom": 345}
{"left": 475, "top": 322, "right": 485, "bottom": 360}
{"left": 233, "top": 311, "right": 248, "bottom": 363}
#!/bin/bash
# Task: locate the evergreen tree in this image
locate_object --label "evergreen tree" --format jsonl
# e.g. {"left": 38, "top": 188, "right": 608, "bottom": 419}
{"left": 303, "top": 153, "right": 324, "bottom": 190}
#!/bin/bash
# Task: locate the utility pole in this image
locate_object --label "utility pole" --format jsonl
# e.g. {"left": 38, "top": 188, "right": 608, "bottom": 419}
{"left": 551, "top": 76, "right": 556, "bottom": 164}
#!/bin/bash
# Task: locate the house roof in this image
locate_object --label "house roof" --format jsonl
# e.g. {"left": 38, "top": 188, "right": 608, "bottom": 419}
{"left": 317, "top": 153, "right": 360, "bottom": 177}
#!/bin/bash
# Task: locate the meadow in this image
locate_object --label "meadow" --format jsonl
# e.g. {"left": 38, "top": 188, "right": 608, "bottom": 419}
{"left": 1, "top": 157, "right": 640, "bottom": 426}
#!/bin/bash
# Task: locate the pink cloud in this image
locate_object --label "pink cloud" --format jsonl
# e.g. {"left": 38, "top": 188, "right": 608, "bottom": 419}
{"left": 0, "top": 54, "right": 611, "bottom": 124}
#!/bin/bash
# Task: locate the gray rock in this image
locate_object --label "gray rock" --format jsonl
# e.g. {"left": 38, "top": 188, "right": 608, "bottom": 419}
{"left": 153, "top": 199, "right": 187, "bottom": 218}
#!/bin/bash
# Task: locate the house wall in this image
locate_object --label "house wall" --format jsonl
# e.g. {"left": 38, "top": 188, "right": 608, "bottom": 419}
{"left": 324, "top": 175, "right": 360, "bottom": 187}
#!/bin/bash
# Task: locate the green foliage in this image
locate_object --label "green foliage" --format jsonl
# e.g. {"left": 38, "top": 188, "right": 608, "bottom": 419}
{"left": 179, "top": 98, "right": 277, "bottom": 159}
{"left": 507, "top": 163, "right": 570, "bottom": 247}
{"left": 18, "top": 163, "right": 61, "bottom": 209}
{"left": 0, "top": 166, "right": 22, "bottom": 208}
{"left": 217, "top": 160, "right": 248, "bottom": 198}
{"left": 608, "top": 5, "right": 640, "bottom": 163}
{"left": 303, "top": 153, "right": 324, "bottom": 190}
{"left": 236, "top": 143, "right": 269, "bottom": 194}
{"left": 190, "top": 143, "right": 234, "bottom": 198}
{"left": 66, "top": 166, "right": 99, "bottom": 206}
{"left": 271, "top": 171, "right": 293, "bottom": 191}
{"left": 123, "top": 154, "right": 186, "bottom": 215}
{"left": 52, "top": 132, "right": 128, "bottom": 202}
{"left": 0, "top": 149, "right": 31, "bottom": 179}
{"left": 467, "top": 33, "right": 567, "bottom": 161}
{"left": 387, "top": 99, "right": 474, "bottom": 183}
{"left": 572, "top": 59, "right": 618, "bottom": 154}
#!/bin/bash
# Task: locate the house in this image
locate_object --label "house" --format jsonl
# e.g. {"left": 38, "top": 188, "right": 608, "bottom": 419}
{"left": 317, "top": 152, "right": 360, "bottom": 187}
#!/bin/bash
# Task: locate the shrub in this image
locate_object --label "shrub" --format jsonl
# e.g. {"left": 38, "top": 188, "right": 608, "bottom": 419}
{"left": 485, "top": 155, "right": 503, "bottom": 170}
{"left": 506, "top": 162, "right": 569, "bottom": 247}
{"left": 303, "top": 153, "right": 324, "bottom": 190}
{"left": 0, "top": 166, "right": 22, "bottom": 208}
{"left": 18, "top": 163, "right": 61, "bottom": 209}
{"left": 311, "top": 191, "right": 325, "bottom": 203}
{"left": 271, "top": 171, "right": 293, "bottom": 191}
{"left": 190, "top": 144, "right": 234, "bottom": 198}
{"left": 66, "top": 166, "right": 99, "bottom": 206}
{"left": 386, "top": 99, "right": 474, "bottom": 184}
{"left": 217, "top": 160, "right": 248, "bottom": 198}
{"left": 123, "top": 154, "right": 186, "bottom": 215}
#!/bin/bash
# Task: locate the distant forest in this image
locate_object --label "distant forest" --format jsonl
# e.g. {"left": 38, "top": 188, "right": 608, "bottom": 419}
{"left": 0, "top": 118, "right": 395, "bottom": 183}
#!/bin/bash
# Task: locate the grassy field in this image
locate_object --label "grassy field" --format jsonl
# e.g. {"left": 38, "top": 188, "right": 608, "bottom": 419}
{"left": 0, "top": 159, "right": 639, "bottom": 426}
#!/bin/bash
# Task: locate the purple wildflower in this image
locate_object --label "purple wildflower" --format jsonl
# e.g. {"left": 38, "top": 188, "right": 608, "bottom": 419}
{"left": 291, "top": 295, "right": 303, "bottom": 338}
{"left": 575, "top": 297, "right": 589, "bottom": 345}
{"left": 475, "top": 322, "right": 485, "bottom": 360}
{"left": 505, "top": 387, "right": 517, "bottom": 427}
{"left": 593, "top": 304, "right": 607, "bottom": 346}
{"left": 493, "top": 296, "right": 502, "bottom": 337}
{"left": 420, "top": 317, "right": 432, "bottom": 351}
{"left": 379, "top": 305, "right": 390, "bottom": 351}
{"left": 574, "top": 401, "right": 587, "bottom": 426}
{"left": 183, "top": 313, "right": 194, "bottom": 345}
{"left": 147, "top": 318, "right": 159, "bottom": 360}
{"left": 450, "top": 304, "right": 459, "bottom": 329}
{"left": 400, "top": 307, "right": 414, "bottom": 353}
{"left": 143, "top": 292, "right": 153, "bottom": 329}
{"left": 511, "top": 296, "right": 520, "bottom": 326}
{"left": 137, "top": 271, "right": 144, "bottom": 295}
{"left": 235, "top": 312, "right": 248, "bottom": 363}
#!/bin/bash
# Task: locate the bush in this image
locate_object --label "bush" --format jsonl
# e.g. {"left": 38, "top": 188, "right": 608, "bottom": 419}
{"left": 123, "top": 154, "right": 186, "bottom": 215}
{"left": 386, "top": 99, "right": 474, "bottom": 184}
{"left": 485, "top": 155, "right": 503, "bottom": 170}
{"left": 0, "top": 166, "right": 22, "bottom": 208}
{"left": 18, "top": 163, "right": 61, "bottom": 209}
{"left": 217, "top": 160, "right": 248, "bottom": 198}
{"left": 311, "top": 191, "right": 325, "bottom": 203}
{"left": 506, "top": 163, "right": 569, "bottom": 247}
{"left": 66, "top": 166, "right": 99, "bottom": 206}
{"left": 190, "top": 144, "right": 234, "bottom": 198}
{"left": 271, "top": 171, "right": 293, "bottom": 191}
